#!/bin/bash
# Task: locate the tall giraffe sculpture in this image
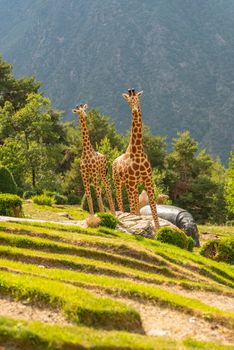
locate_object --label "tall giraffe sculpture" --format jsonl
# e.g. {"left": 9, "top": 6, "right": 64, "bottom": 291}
{"left": 112, "top": 89, "right": 160, "bottom": 229}
{"left": 72, "top": 104, "right": 115, "bottom": 215}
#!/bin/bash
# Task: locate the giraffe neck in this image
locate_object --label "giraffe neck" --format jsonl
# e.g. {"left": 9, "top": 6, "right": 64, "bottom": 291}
{"left": 127, "top": 106, "right": 144, "bottom": 155}
{"left": 79, "top": 115, "right": 94, "bottom": 155}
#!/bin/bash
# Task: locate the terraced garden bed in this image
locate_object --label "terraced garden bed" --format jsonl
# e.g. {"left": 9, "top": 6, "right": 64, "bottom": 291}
{"left": 0, "top": 214, "right": 233, "bottom": 349}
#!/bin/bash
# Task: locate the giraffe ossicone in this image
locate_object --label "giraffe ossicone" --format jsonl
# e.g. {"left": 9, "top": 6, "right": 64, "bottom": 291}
{"left": 112, "top": 89, "right": 160, "bottom": 230}
{"left": 72, "top": 104, "right": 115, "bottom": 216}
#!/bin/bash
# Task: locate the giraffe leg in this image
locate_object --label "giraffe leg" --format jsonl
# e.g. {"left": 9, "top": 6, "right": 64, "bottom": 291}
{"left": 101, "top": 174, "right": 115, "bottom": 215}
{"left": 125, "top": 182, "right": 138, "bottom": 215}
{"left": 143, "top": 177, "right": 160, "bottom": 230}
{"left": 113, "top": 176, "right": 124, "bottom": 212}
{"left": 127, "top": 184, "right": 139, "bottom": 215}
{"left": 82, "top": 175, "right": 94, "bottom": 215}
{"left": 93, "top": 175, "right": 104, "bottom": 213}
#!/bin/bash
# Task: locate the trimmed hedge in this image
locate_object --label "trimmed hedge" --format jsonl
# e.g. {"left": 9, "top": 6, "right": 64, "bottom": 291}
{"left": 200, "top": 239, "right": 234, "bottom": 264}
{"left": 156, "top": 227, "right": 194, "bottom": 251}
{"left": 0, "top": 166, "right": 17, "bottom": 194}
{"left": 0, "top": 194, "right": 23, "bottom": 217}
{"left": 97, "top": 212, "right": 119, "bottom": 229}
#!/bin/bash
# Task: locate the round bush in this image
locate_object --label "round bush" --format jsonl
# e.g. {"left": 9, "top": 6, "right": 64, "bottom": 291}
{"left": 53, "top": 194, "right": 68, "bottom": 205}
{"left": 156, "top": 227, "right": 192, "bottom": 250}
{"left": 0, "top": 166, "right": 17, "bottom": 194}
{"left": 32, "top": 194, "right": 55, "bottom": 206}
{"left": 0, "top": 194, "right": 23, "bottom": 217}
{"left": 23, "top": 190, "right": 38, "bottom": 199}
{"left": 67, "top": 193, "right": 81, "bottom": 205}
{"left": 200, "top": 239, "right": 234, "bottom": 264}
{"left": 96, "top": 212, "right": 119, "bottom": 229}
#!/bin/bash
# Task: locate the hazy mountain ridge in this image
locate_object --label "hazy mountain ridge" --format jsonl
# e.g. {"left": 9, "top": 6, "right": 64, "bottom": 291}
{"left": 0, "top": 0, "right": 234, "bottom": 162}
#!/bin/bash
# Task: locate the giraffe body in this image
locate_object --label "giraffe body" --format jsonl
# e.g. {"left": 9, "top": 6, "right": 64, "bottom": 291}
{"left": 112, "top": 90, "right": 160, "bottom": 230}
{"left": 72, "top": 104, "right": 115, "bottom": 215}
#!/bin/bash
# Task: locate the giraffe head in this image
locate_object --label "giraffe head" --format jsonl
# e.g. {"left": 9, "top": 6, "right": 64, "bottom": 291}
{"left": 72, "top": 103, "right": 88, "bottom": 116}
{"left": 122, "top": 89, "right": 143, "bottom": 113}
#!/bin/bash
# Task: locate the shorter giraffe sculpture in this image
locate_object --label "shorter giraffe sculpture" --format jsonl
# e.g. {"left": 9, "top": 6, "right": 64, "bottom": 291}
{"left": 72, "top": 104, "right": 115, "bottom": 215}
{"left": 112, "top": 89, "right": 160, "bottom": 230}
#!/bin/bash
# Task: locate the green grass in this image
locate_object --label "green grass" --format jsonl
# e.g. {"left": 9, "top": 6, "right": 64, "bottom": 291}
{"left": 1, "top": 258, "right": 234, "bottom": 329}
{"left": 0, "top": 218, "right": 233, "bottom": 348}
{"left": 1, "top": 315, "right": 233, "bottom": 350}
{"left": 0, "top": 269, "right": 141, "bottom": 331}
{"left": 23, "top": 201, "right": 88, "bottom": 221}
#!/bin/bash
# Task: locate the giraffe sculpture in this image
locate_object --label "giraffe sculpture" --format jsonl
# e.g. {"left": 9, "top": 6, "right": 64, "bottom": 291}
{"left": 72, "top": 104, "right": 115, "bottom": 215}
{"left": 112, "top": 89, "right": 160, "bottom": 229}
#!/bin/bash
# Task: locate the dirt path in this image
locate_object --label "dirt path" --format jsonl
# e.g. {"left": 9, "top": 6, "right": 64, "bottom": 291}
{"left": 0, "top": 296, "right": 71, "bottom": 325}
{"left": 152, "top": 283, "right": 234, "bottom": 313}
{"left": 115, "top": 297, "right": 234, "bottom": 345}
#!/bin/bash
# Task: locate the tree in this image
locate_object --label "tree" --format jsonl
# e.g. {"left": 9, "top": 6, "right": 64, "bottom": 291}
{"left": 165, "top": 131, "right": 198, "bottom": 200}
{"left": 0, "top": 56, "right": 40, "bottom": 111}
{"left": 0, "top": 93, "right": 65, "bottom": 189}
{"left": 85, "top": 109, "right": 124, "bottom": 151}
{"left": 225, "top": 152, "right": 234, "bottom": 217}
{"left": 164, "top": 132, "right": 227, "bottom": 223}
{"left": 142, "top": 124, "right": 167, "bottom": 170}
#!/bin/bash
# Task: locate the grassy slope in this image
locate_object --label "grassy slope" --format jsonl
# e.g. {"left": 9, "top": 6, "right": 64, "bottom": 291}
{"left": 0, "top": 204, "right": 233, "bottom": 349}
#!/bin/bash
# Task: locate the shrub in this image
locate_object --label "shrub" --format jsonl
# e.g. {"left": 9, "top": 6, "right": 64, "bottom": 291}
{"left": 67, "top": 193, "right": 81, "bottom": 205}
{"left": 187, "top": 237, "right": 195, "bottom": 252}
{"left": 53, "top": 194, "right": 68, "bottom": 205}
{"left": 96, "top": 212, "right": 119, "bottom": 229}
{"left": 0, "top": 166, "right": 17, "bottom": 194}
{"left": 200, "top": 239, "right": 234, "bottom": 264}
{"left": 81, "top": 186, "right": 99, "bottom": 213}
{"left": 23, "top": 190, "right": 38, "bottom": 199}
{"left": 0, "top": 194, "right": 23, "bottom": 217}
{"left": 156, "top": 227, "right": 193, "bottom": 251}
{"left": 43, "top": 191, "right": 57, "bottom": 198}
{"left": 32, "top": 194, "right": 55, "bottom": 206}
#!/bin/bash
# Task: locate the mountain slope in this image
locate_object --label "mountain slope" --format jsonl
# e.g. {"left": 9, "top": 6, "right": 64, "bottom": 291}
{"left": 0, "top": 0, "right": 234, "bottom": 162}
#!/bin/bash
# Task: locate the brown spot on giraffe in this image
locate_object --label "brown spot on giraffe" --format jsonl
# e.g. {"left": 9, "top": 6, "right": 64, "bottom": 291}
{"left": 72, "top": 104, "right": 115, "bottom": 215}
{"left": 112, "top": 89, "right": 160, "bottom": 230}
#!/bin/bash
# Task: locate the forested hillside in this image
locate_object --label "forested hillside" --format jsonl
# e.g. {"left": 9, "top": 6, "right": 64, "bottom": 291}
{"left": 0, "top": 0, "right": 234, "bottom": 162}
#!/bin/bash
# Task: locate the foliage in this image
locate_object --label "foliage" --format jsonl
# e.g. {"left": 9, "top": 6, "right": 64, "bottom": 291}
{"left": 67, "top": 193, "right": 81, "bottom": 205}
{"left": 156, "top": 226, "right": 194, "bottom": 251}
{"left": 86, "top": 109, "right": 124, "bottom": 151}
{"left": 0, "top": 166, "right": 17, "bottom": 194}
{"left": 164, "top": 132, "right": 227, "bottom": 224}
{"left": 0, "top": 92, "right": 65, "bottom": 189}
{"left": 225, "top": 152, "right": 234, "bottom": 217}
{"left": 62, "top": 157, "right": 84, "bottom": 198}
{"left": 96, "top": 212, "right": 119, "bottom": 229}
{"left": 32, "top": 194, "right": 55, "bottom": 206}
{"left": 0, "top": 56, "right": 40, "bottom": 110}
{"left": 200, "top": 239, "right": 234, "bottom": 265}
{"left": 23, "top": 190, "right": 41, "bottom": 199}
{"left": 0, "top": 193, "right": 23, "bottom": 217}
{"left": 53, "top": 193, "right": 68, "bottom": 205}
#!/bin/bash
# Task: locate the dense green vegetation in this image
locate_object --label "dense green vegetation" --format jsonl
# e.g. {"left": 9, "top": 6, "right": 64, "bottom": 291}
{"left": 1, "top": 57, "right": 233, "bottom": 225}
{"left": 201, "top": 239, "right": 234, "bottom": 265}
